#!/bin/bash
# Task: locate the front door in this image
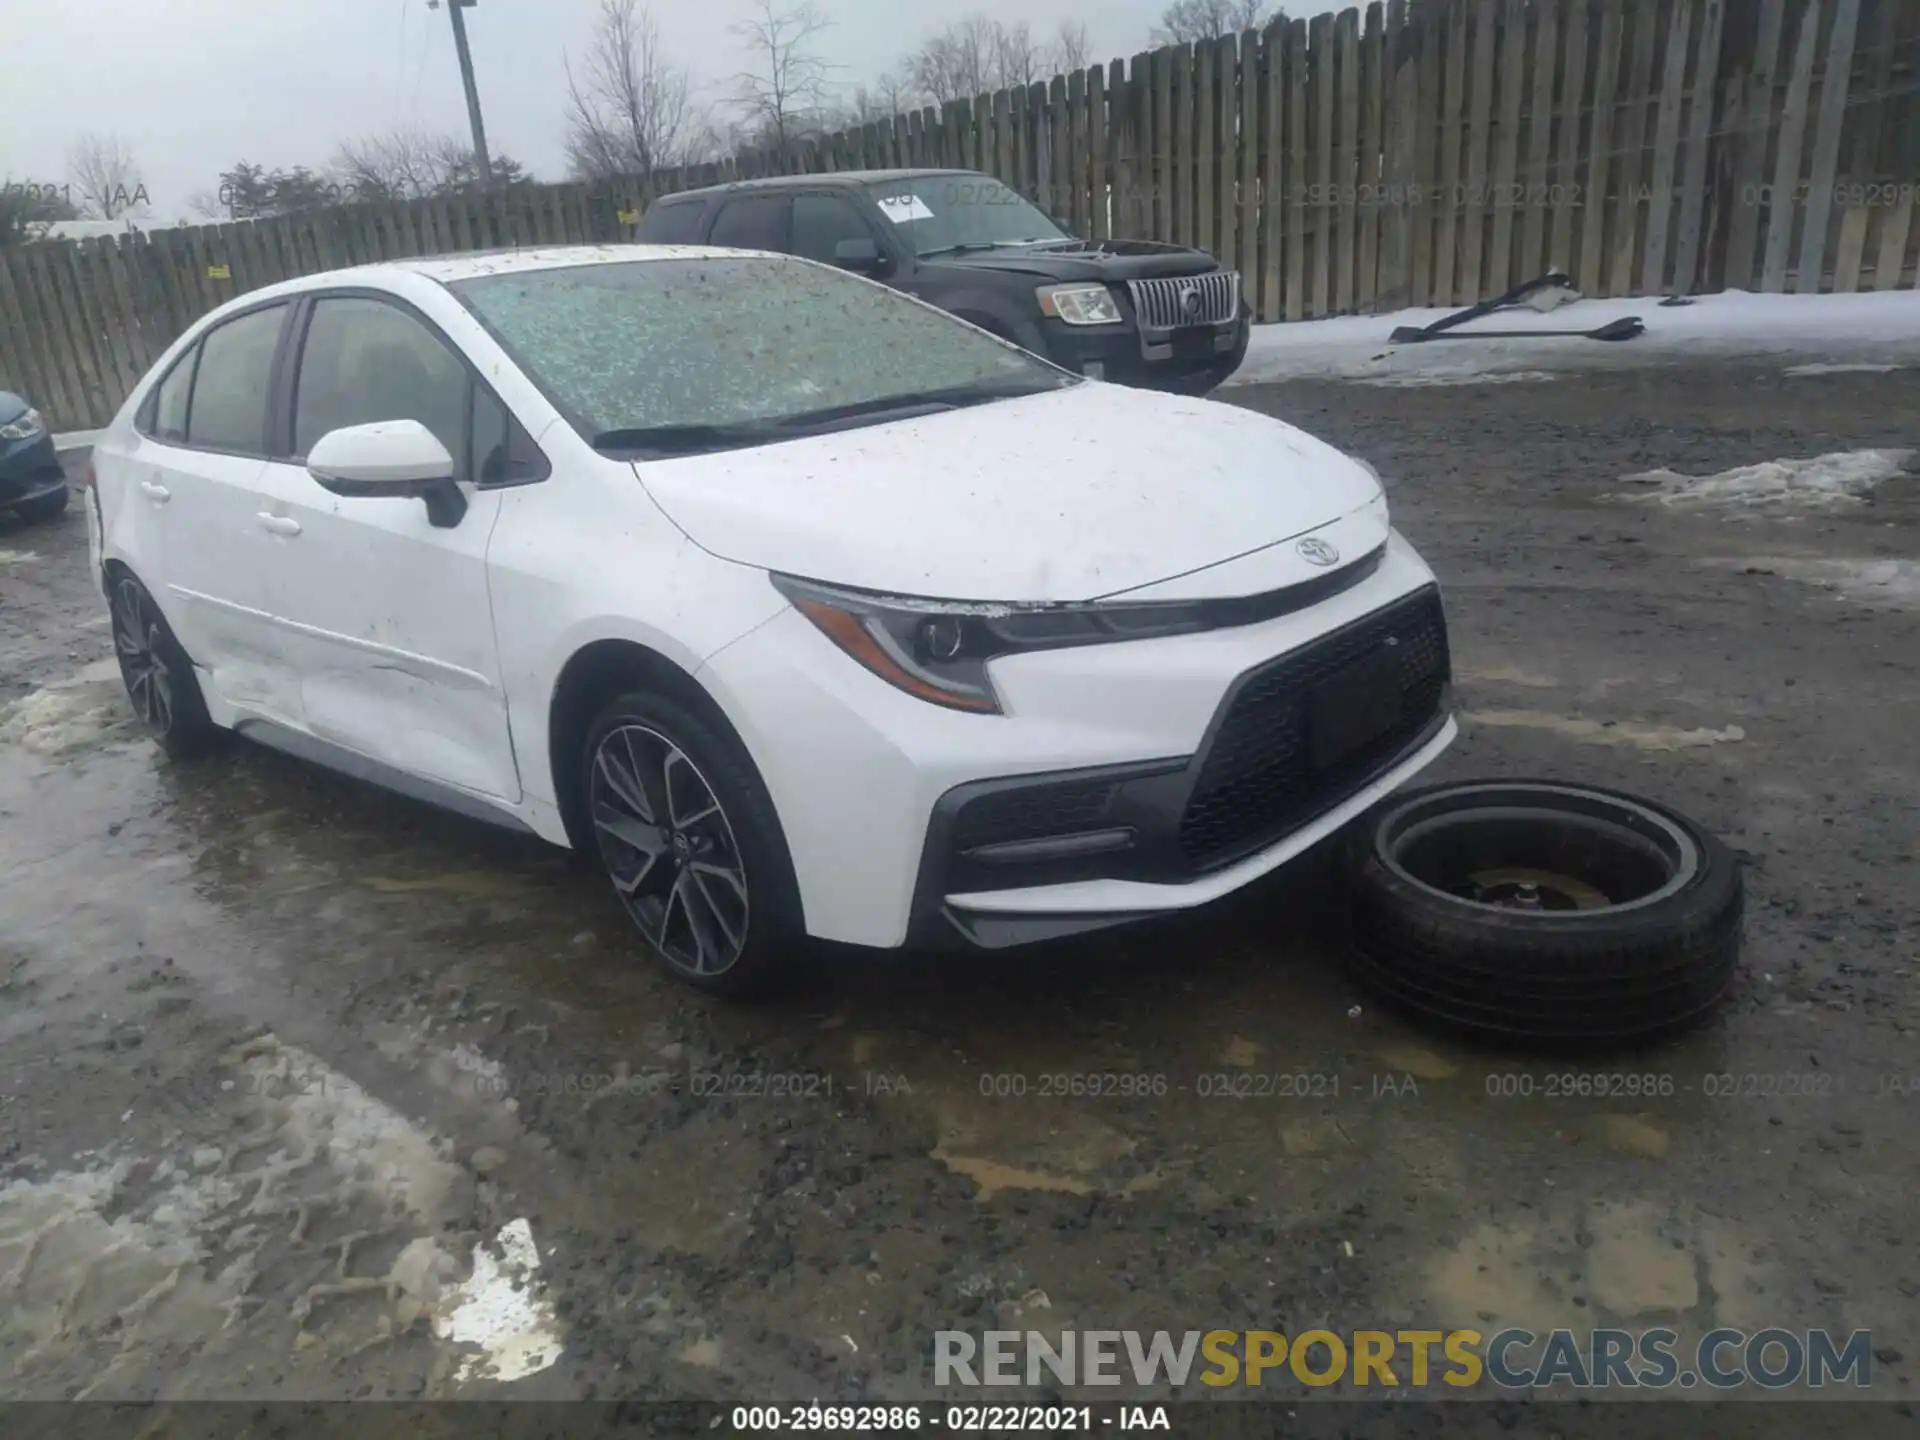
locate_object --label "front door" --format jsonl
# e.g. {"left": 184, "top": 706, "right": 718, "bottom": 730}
{"left": 249, "top": 293, "right": 520, "bottom": 803}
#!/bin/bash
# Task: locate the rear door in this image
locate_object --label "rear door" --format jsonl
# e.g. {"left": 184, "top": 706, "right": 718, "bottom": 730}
{"left": 111, "top": 302, "right": 292, "bottom": 704}
{"left": 246, "top": 291, "right": 522, "bottom": 801}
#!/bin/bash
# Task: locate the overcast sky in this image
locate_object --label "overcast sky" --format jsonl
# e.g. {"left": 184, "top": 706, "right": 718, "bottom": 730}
{"left": 1, "top": 0, "right": 1323, "bottom": 222}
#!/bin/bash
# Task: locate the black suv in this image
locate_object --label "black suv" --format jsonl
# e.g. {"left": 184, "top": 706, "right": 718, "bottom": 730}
{"left": 635, "top": 168, "right": 1251, "bottom": 395}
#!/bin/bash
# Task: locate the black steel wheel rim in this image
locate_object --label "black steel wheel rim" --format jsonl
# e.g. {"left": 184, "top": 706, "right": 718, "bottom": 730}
{"left": 111, "top": 578, "right": 175, "bottom": 738}
{"left": 589, "top": 723, "right": 750, "bottom": 976}
{"left": 1377, "top": 783, "right": 1701, "bottom": 916}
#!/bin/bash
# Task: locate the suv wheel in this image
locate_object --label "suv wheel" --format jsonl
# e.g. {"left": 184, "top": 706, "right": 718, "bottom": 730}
{"left": 582, "top": 689, "right": 802, "bottom": 997}
{"left": 109, "top": 573, "right": 220, "bottom": 758}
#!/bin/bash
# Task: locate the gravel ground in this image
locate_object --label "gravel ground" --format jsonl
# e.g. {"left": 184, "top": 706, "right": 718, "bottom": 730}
{"left": 0, "top": 362, "right": 1916, "bottom": 1425}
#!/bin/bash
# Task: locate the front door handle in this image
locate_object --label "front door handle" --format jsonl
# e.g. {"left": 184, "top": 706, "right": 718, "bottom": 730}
{"left": 258, "top": 513, "right": 302, "bottom": 537}
{"left": 139, "top": 481, "right": 170, "bottom": 503}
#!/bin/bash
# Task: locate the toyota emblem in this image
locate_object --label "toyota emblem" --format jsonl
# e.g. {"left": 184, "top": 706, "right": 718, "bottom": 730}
{"left": 1179, "top": 284, "right": 1202, "bottom": 318}
{"left": 1296, "top": 537, "right": 1340, "bottom": 567}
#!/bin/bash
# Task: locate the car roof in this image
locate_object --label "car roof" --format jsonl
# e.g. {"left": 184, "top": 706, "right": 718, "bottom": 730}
{"left": 653, "top": 168, "right": 980, "bottom": 201}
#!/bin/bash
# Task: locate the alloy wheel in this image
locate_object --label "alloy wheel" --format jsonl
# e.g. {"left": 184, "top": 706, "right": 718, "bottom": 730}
{"left": 588, "top": 723, "right": 750, "bottom": 976}
{"left": 112, "top": 578, "right": 175, "bottom": 738}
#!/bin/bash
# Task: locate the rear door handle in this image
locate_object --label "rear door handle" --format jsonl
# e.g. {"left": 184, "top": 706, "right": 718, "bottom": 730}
{"left": 139, "top": 481, "right": 170, "bottom": 502}
{"left": 258, "top": 513, "right": 302, "bottom": 537}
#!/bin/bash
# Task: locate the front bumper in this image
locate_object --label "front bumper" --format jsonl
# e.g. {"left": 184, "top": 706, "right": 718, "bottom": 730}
{"left": 0, "top": 431, "right": 65, "bottom": 505}
{"left": 1037, "top": 303, "right": 1252, "bottom": 390}
{"left": 697, "top": 533, "right": 1453, "bottom": 951}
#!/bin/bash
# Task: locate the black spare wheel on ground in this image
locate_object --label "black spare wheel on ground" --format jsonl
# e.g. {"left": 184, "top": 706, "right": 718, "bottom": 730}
{"left": 1348, "top": 780, "right": 1741, "bottom": 1047}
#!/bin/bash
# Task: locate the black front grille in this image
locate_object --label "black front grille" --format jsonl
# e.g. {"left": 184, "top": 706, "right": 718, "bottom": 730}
{"left": 1178, "top": 587, "right": 1451, "bottom": 870}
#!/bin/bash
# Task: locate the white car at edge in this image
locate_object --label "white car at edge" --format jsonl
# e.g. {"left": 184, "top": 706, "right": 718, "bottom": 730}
{"left": 82, "top": 244, "right": 1457, "bottom": 994}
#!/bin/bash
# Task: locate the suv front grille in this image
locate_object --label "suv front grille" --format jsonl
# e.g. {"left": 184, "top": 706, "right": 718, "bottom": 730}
{"left": 1178, "top": 587, "right": 1451, "bottom": 871}
{"left": 1127, "top": 272, "right": 1241, "bottom": 329}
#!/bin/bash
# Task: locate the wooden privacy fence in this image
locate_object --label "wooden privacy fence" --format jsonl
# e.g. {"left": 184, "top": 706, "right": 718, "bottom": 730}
{"left": 3, "top": 0, "right": 1915, "bottom": 430}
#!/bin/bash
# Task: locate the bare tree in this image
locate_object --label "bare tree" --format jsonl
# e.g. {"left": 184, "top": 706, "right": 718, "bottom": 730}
{"left": 333, "top": 128, "right": 528, "bottom": 202}
{"left": 733, "top": 0, "right": 832, "bottom": 164}
{"left": 851, "top": 69, "right": 920, "bottom": 122}
{"left": 1152, "top": 0, "right": 1274, "bottom": 44}
{"left": 1049, "top": 21, "right": 1093, "bottom": 74}
{"left": 564, "top": 0, "right": 703, "bottom": 182}
{"left": 68, "top": 133, "right": 147, "bottom": 220}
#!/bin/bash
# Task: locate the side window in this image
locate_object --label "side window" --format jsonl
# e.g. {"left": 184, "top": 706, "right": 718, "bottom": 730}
{"left": 635, "top": 200, "right": 704, "bottom": 245}
{"left": 185, "top": 305, "right": 287, "bottom": 454}
{"left": 146, "top": 348, "right": 197, "bottom": 444}
{"left": 706, "top": 196, "right": 788, "bottom": 252}
{"left": 470, "top": 385, "right": 548, "bottom": 488}
{"left": 293, "top": 297, "right": 469, "bottom": 470}
{"left": 790, "top": 196, "right": 875, "bottom": 265}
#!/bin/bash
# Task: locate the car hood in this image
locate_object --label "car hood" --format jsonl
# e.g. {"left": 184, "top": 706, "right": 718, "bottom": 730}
{"left": 632, "top": 384, "right": 1386, "bottom": 603}
{"left": 927, "top": 239, "right": 1222, "bottom": 283}
{"left": 0, "top": 391, "right": 29, "bottom": 426}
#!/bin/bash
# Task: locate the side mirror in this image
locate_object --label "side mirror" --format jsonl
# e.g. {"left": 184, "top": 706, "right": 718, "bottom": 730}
{"left": 306, "top": 420, "right": 467, "bottom": 528}
{"left": 834, "top": 237, "right": 886, "bottom": 274}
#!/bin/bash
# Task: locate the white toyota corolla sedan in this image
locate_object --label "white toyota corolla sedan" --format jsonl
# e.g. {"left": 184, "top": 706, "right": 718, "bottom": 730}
{"left": 84, "top": 244, "right": 1456, "bottom": 994}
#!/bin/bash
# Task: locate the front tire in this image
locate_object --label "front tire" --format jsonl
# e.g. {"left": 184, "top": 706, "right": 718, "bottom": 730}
{"left": 109, "top": 572, "right": 221, "bottom": 759}
{"left": 581, "top": 688, "right": 803, "bottom": 998}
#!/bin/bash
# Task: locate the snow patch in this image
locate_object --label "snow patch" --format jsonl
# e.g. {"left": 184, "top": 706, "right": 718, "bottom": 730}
{"left": 1783, "top": 362, "right": 1904, "bottom": 377}
{"left": 1357, "top": 369, "right": 1561, "bottom": 388}
{"left": 0, "top": 660, "right": 128, "bottom": 754}
{"left": 434, "top": 1218, "right": 563, "bottom": 1382}
{"left": 1228, "top": 288, "right": 1920, "bottom": 388}
{"left": 0, "top": 549, "right": 39, "bottom": 567}
{"left": 1611, "top": 449, "right": 1913, "bottom": 513}
{"left": 1466, "top": 709, "right": 1746, "bottom": 751}
{"left": 1709, "top": 556, "right": 1920, "bottom": 610}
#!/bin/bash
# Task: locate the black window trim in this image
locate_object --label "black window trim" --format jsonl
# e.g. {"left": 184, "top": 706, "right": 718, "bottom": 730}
{"left": 274, "top": 286, "right": 552, "bottom": 491}
{"left": 788, "top": 189, "right": 894, "bottom": 266}
{"left": 134, "top": 298, "right": 295, "bottom": 460}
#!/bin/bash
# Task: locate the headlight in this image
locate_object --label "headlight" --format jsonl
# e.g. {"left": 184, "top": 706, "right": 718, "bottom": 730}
{"left": 1036, "top": 284, "right": 1122, "bottom": 326}
{"left": 0, "top": 408, "right": 45, "bottom": 441}
{"left": 771, "top": 574, "right": 1224, "bottom": 714}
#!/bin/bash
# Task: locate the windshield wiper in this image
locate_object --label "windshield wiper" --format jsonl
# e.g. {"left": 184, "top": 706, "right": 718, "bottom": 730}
{"left": 916, "top": 241, "right": 1023, "bottom": 257}
{"left": 592, "top": 422, "right": 787, "bottom": 457}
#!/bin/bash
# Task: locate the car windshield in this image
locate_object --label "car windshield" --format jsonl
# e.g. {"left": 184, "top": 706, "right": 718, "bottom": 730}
{"left": 447, "top": 256, "right": 1075, "bottom": 455}
{"left": 865, "top": 175, "right": 1072, "bottom": 257}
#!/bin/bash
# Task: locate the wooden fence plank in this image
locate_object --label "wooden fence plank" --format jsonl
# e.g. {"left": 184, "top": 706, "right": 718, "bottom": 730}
{"left": 1050, "top": 76, "right": 1072, "bottom": 227}
{"left": 1173, "top": 45, "right": 1196, "bottom": 246}
{"left": 1797, "top": 0, "right": 1863, "bottom": 293}
{"left": 1670, "top": 0, "right": 1725, "bottom": 293}
{"left": 1286, "top": 19, "right": 1310, "bottom": 318}
{"left": 1260, "top": 17, "right": 1288, "bottom": 319}
{"left": 1608, "top": 0, "right": 1661, "bottom": 296}
{"left": 1459, "top": 0, "right": 1497, "bottom": 303}
{"left": 1195, "top": 41, "right": 1217, "bottom": 253}
{"left": 1358, "top": 3, "right": 1386, "bottom": 310}
{"left": 78, "top": 241, "right": 134, "bottom": 410}
{"left": 1239, "top": 27, "right": 1265, "bottom": 299}
{"left": 1069, "top": 70, "right": 1090, "bottom": 236}
{"left": 1516, "top": 0, "right": 1558, "bottom": 278}
{"left": 1874, "top": 195, "right": 1913, "bottom": 289}
{"left": 1489, "top": 0, "right": 1528, "bottom": 294}
{"left": 1762, "top": 1, "right": 1822, "bottom": 292}
{"left": 97, "top": 235, "right": 153, "bottom": 384}
{"left": 32, "top": 245, "right": 101, "bottom": 428}
{"left": 1313, "top": 13, "right": 1337, "bottom": 314}
{"left": 1381, "top": 0, "right": 1417, "bottom": 308}
{"left": 1335, "top": 11, "right": 1361, "bottom": 311}
{"left": 994, "top": 90, "right": 1014, "bottom": 195}
{"left": 1410, "top": 0, "right": 1444, "bottom": 304}
{"left": 1434, "top": 0, "right": 1470, "bottom": 303}
{"left": 1724, "top": 0, "right": 1787, "bottom": 289}
{"left": 0, "top": 254, "right": 43, "bottom": 406}
{"left": 1092, "top": 63, "right": 1112, "bottom": 240}
{"left": 1550, "top": 0, "right": 1590, "bottom": 274}
{"left": 1831, "top": 205, "right": 1871, "bottom": 290}
{"left": 86, "top": 237, "right": 141, "bottom": 400}
{"left": 1218, "top": 33, "right": 1241, "bottom": 269}
{"left": 1120, "top": 55, "right": 1145, "bottom": 235}
{"left": 1152, "top": 48, "right": 1174, "bottom": 240}
{"left": 1579, "top": 0, "right": 1625, "bottom": 295}
{"left": 1641, "top": 0, "right": 1695, "bottom": 294}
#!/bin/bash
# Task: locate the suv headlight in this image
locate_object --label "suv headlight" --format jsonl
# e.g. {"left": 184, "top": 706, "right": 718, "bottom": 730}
{"left": 1036, "top": 283, "right": 1122, "bottom": 326}
{"left": 0, "top": 408, "right": 45, "bottom": 441}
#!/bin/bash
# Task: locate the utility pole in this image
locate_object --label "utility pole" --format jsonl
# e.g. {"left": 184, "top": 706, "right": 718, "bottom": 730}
{"left": 433, "top": 0, "right": 494, "bottom": 187}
